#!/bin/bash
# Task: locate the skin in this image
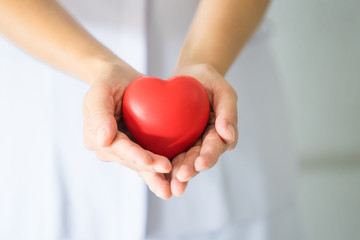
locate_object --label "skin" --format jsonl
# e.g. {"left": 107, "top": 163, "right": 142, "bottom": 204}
{"left": 0, "top": 0, "right": 270, "bottom": 199}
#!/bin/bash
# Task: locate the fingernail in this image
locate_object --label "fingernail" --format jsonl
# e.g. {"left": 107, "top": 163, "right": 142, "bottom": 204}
{"left": 227, "top": 124, "right": 235, "bottom": 143}
{"left": 97, "top": 126, "right": 107, "bottom": 147}
{"left": 155, "top": 165, "right": 169, "bottom": 173}
{"left": 195, "top": 156, "right": 206, "bottom": 172}
{"left": 177, "top": 166, "right": 189, "bottom": 182}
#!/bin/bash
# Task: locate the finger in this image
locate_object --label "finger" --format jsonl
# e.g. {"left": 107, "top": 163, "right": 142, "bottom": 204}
{"left": 145, "top": 150, "right": 172, "bottom": 173}
{"left": 175, "top": 145, "right": 201, "bottom": 182}
{"left": 83, "top": 82, "right": 118, "bottom": 149}
{"left": 96, "top": 150, "right": 117, "bottom": 163}
{"left": 195, "top": 126, "right": 226, "bottom": 172}
{"left": 170, "top": 175, "right": 188, "bottom": 197}
{"left": 107, "top": 132, "right": 172, "bottom": 173}
{"left": 213, "top": 83, "right": 238, "bottom": 150}
{"left": 95, "top": 150, "right": 160, "bottom": 174}
{"left": 170, "top": 142, "right": 203, "bottom": 196}
{"left": 170, "top": 153, "right": 188, "bottom": 196}
{"left": 139, "top": 171, "right": 172, "bottom": 200}
{"left": 95, "top": 150, "right": 136, "bottom": 169}
{"left": 97, "top": 147, "right": 172, "bottom": 192}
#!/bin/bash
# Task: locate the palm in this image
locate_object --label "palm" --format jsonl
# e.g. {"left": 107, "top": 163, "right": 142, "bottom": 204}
{"left": 83, "top": 67, "right": 173, "bottom": 200}
{"left": 169, "top": 64, "right": 238, "bottom": 196}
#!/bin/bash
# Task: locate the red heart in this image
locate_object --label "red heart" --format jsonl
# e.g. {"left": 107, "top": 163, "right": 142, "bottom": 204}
{"left": 122, "top": 76, "right": 210, "bottom": 159}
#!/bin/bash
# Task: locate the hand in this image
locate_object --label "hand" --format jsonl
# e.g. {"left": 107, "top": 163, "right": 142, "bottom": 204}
{"left": 170, "top": 63, "right": 238, "bottom": 196}
{"left": 82, "top": 62, "right": 173, "bottom": 199}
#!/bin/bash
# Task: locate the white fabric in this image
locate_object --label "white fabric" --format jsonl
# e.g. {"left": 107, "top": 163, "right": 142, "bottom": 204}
{"left": 0, "top": 0, "right": 301, "bottom": 239}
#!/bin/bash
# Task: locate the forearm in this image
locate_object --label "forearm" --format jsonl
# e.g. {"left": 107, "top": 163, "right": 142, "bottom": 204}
{"left": 0, "top": 0, "right": 126, "bottom": 84}
{"left": 176, "top": 0, "right": 270, "bottom": 76}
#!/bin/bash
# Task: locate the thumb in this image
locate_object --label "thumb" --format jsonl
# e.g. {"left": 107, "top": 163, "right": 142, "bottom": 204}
{"left": 96, "top": 116, "right": 118, "bottom": 148}
{"left": 83, "top": 82, "right": 118, "bottom": 149}
{"left": 213, "top": 84, "right": 238, "bottom": 150}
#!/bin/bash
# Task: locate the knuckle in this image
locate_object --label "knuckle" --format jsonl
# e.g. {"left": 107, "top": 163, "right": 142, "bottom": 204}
{"left": 139, "top": 155, "right": 152, "bottom": 166}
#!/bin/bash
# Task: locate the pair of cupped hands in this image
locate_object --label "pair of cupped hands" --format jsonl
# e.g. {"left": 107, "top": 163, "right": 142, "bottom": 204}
{"left": 82, "top": 62, "right": 238, "bottom": 199}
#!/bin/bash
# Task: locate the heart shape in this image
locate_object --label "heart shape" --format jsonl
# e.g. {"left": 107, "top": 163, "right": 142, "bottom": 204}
{"left": 122, "top": 76, "right": 210, "bottom": 159}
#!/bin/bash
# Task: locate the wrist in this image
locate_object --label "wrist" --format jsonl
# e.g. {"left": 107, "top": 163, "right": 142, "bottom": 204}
{"left": 82, "top": 55, "right": 142, "bottom": 85}
{"left": 174, "top": 62, "right": 222, "bottom": 78}
{"left": 174, "top": 59, "right": 227, "bottom": 77}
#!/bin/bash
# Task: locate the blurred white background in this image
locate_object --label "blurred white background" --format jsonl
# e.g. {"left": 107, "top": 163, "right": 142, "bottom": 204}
{"left": 267, "top": 0, "right": 360, "bottom": 239}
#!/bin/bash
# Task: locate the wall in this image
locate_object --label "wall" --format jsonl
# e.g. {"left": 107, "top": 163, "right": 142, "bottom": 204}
{"left": 266, "top": 0, "right": 360, "bottom": 163}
